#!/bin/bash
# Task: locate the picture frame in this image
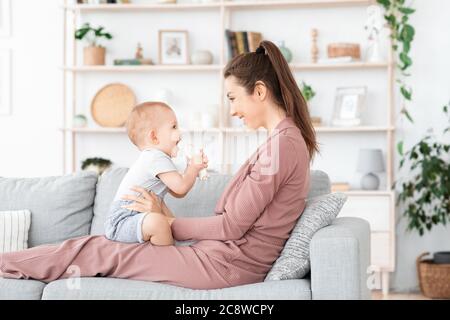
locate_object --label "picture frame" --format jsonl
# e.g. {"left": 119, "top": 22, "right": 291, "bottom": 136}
{"left": 331, "top": 86, "right": 367, "bottom": 127}
{"left": 158, "top": 30, "right": 190, "bottom": 65}
{"left": 0, "top": 0, "right": 11, "bottom": 37}
{"left": 0, "top": 49, "right": 11, "bottom": 116}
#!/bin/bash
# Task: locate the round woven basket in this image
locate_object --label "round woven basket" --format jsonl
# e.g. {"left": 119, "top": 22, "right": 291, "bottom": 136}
{"left": 91, "top": 83, "right": 136, "bottom": 128}
{"left": 417, "top": 252, "right": 450, "bottom": 299}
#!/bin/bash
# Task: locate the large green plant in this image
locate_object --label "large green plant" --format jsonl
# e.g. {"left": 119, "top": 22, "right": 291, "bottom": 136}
{"left": 394, "top": 103, "right": 450, "bottom": 236}
{"left": 377, "top": 0, "right": 415, "bottom": 124}
{"left": 75, "top": 23, "right": 113, "bottom": 47}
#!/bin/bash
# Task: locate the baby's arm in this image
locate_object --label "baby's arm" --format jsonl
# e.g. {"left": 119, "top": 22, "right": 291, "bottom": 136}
{"left": 157, "top": 168, "right": 197, "bottom": 198}
{"left": 158, "top": 151, "right": 208, "bottom": 197}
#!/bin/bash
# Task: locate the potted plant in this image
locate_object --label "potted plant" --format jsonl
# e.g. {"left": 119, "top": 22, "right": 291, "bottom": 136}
{"left": 75, "top": 23, "right": 113, "bottom": 66}
{"left": 300, "top": 81, "right": 320, "bottom": 126}
{"left": 394, "top": 103, "right": 450, "bottom": 298}
{"left": 300, "top": 81, "right": 316, "bottom": 103}
{"left": 81, "top": 157, "right": 113, "bottom": 175}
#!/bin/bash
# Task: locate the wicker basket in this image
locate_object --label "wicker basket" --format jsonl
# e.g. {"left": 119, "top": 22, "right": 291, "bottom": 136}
{"left": 417, "top": 252, "right": 450, "bottom": 299}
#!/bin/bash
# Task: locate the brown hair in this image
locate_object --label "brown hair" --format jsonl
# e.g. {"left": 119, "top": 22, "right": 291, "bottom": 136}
{"left": 224, "top": 40, "right": 319, "bottom": 161}
{"left": 126, "top": 101, "right": 172, "bottom": 147}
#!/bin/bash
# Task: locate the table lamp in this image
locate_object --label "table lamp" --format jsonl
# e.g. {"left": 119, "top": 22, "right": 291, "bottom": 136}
{"left": 357, "top": 148, "right": 385, "bottom": 190}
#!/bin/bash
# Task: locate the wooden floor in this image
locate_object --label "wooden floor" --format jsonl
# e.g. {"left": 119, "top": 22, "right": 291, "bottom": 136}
{"left": 371, "top": 290, "right": 431, "bottom": 300}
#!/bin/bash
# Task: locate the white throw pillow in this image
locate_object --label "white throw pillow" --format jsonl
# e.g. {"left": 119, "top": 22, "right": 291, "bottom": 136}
{"left": 0, "top": 210, "right": 31, "bottom": 253}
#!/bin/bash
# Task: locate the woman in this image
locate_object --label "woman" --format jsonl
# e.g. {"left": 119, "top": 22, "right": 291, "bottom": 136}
{"left": 0, "top": 41, "right": 319, "bottom": 290}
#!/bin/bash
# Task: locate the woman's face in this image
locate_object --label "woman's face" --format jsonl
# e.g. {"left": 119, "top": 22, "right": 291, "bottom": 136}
{"left": 225, "top": 76, "right": 265, "bottom": 130}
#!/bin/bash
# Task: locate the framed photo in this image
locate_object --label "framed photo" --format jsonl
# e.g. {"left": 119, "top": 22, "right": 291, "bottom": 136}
{"left": 0, "top": 49, "right": 11, "bottom": 115}
{"left": 331, "top": 86, "right": 367, "bottom": 127}
{"left": 0, "top": 0, "right": 11, "bottom": 37}
{"left": 158, "top": 30, "right": 190, "bottom": 65}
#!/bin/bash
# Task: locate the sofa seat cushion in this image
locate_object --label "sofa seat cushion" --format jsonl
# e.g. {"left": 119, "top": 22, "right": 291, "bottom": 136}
{"left": 0, "top": 171, "right": 98, "bottom": 246}
{"left": 0, "top": 278, "right": 46, "bottom": 300}
{"left": 41, "top": 277, "right": 311, "bottom": 300}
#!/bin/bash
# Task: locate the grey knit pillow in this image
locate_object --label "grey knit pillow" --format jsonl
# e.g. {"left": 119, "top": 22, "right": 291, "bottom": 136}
{"left": 265, "top": 193, "right": 347, "bottom": 281}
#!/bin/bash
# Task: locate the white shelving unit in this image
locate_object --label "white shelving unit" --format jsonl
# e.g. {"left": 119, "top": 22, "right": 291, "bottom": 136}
{"left": 61, "top": 0, "right": 396, "bottom": 294}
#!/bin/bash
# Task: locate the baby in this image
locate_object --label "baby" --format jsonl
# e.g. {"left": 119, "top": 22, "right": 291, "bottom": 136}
{"left": 104, "top": 102, "right": 208, "bottom": 246}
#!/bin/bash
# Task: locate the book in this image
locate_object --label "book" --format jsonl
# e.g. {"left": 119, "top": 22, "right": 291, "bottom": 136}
{"left": 113, "top": 58, "right": 153, "bottom": 66}
{"left": 247, "top": 32, "right": 263, "bottom": 52}
{"left": 225, "top": 29, "right": 238, "bottom": 58}
{"left": 243, "top": 32, "right": 249, "bottom": 53}
{"left": 331, "top": 182, "right": 350, "bottom": 192}
{"left": 235, "top": 31, "right": 246, "bottom": 55}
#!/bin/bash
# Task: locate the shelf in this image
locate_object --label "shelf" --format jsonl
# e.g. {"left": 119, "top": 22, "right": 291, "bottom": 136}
{"left": 341, "top": 190, "right": 394, "bottom": 197}
{"left": 60, "top": 127, "right": 222, "bottom": 134}
{"left": 224, "top": 0, "right": 373, "bottom": 9}
{"left": 314, "top": 126, "right": 395, "bottom": 133}
{"left": 63, "top": 3, "right": 222, "bottom": 12}
{"left": 62, "top": 65, "right": 223, "bottom": 72}
{"left": 291, "top": 62, "right": 390, "bottom": 70}
{"left": 60, "top": 126, "right": 394, "bottom": 134}
{"left": 63, "top": 0, "right": 373, "bottom": 12}
{"left": 61, "top": 62, "right": 388, "bottom": 73}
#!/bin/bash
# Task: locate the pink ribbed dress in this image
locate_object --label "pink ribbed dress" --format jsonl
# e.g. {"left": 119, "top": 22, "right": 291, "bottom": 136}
{"left": 0, "top": 117, "right": 310, "bottom": 289}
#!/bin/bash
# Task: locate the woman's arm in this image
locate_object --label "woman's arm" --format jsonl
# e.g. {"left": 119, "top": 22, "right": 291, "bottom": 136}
{"left": 171, "top": 137, "right": 299, "bottom": 242}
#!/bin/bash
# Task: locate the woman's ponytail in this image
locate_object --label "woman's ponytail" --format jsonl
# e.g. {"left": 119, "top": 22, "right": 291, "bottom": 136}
{"left": 224, "top": 40, "right": 319, "bottom": 161}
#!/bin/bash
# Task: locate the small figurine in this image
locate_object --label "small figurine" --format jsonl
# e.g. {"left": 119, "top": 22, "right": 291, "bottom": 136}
{"left": 311, "top": 28, "right": 319, "bottom": 63}
{"left": 364, "top": 5, "right": 384, "bottom": 62}
{"left": 135, "top": 42, "right": 143, "bottom": 60}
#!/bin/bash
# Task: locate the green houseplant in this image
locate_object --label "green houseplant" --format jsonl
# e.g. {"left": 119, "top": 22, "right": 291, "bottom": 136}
{"left": 81, "top": 157, "right": 112, "bottom": 175}
{"left": 300, "top": 81, "right": 316, "bottom": 102}
{"left": 300, "top": 81, "right": 320, "bottom": 126}
{"left": 394, "top": 103, "right": 450, "bottom": 299}
{"left": 394, "top": 103, "right": 450, "bottom": 236}
{"left": 75, "top": 23, "right": 113, "bottom": 66}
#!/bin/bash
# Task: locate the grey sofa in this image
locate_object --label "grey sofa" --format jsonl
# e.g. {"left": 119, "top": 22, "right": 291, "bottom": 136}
{"left": 0, "top": 168, "right": 370, "bottom": 300}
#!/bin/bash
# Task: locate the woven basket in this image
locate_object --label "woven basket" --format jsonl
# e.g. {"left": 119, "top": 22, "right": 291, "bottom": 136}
{"left": 91, "top": 83, "right": 136, "bottom": 128}
{"left": 417, "top": 252, "right": 450, "bottom": 299}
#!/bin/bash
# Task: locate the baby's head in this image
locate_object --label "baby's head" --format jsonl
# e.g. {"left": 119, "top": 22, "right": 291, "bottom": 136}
{"left": 126, "top": 102, "right": 181, "bottom": 157}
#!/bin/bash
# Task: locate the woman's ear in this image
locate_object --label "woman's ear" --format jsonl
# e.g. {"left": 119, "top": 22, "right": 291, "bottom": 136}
{"left": 254, "top": 81, "right": 267, "bottom": 101}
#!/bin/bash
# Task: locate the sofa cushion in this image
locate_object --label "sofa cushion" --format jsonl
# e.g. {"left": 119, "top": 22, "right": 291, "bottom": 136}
{"left": 0, "top": 278, "right": 46, "bottom": 300}
{"left": 0, "top": 172, "right": 98, "bottom": 247}
{"left": 0, "top": 210, "right": 31, "bottom": 253}
{"left": 306, "top": 170, "right": 331, "bottom": 199}
{"left": 90, "top": 166, "right": 232, "bottom": 235}
{"left": 41, "top": 277, "right": 311, "bottom": 300}
{"left": 265, "top": 192, "right": 347, "bottom": 281}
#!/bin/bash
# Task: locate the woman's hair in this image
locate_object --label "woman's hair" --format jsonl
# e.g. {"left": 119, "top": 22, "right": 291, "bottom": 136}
{"left": 224, "top": 40, "right": 319, "bottom": 161}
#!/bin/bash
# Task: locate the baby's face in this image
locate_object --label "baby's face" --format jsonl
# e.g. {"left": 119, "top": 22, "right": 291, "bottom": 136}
{"left": 155, "top": 109, "right": 181, "bottom": 158}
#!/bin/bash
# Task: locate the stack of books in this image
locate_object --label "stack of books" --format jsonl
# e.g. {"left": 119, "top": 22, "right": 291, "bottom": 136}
{"left": 225, "top": 29, "right": 263, "bottom": 58}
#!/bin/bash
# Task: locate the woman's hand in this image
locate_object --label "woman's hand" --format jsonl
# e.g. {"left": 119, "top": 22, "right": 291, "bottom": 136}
{"left": 121, "top": 187, "right": 163, "bottom": 214}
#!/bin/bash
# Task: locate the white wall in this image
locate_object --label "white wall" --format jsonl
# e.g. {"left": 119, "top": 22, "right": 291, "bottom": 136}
{"left": 0, "top": 0, "right": 448, "bottom": 292}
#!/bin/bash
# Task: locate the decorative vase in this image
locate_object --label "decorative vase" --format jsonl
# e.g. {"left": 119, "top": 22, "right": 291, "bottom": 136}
{"left": 360, "top": 172, "right": 380, "bottom": 190}
{"left": 73, "top": 114, "right": 88, "bottom": 128}
{"left": 83, "top": 46, "right": 106, "bottom": 66}
{"left": 191, "top": 50, "right": 213, "bottom": 65}
{"left": 278, "top": 41, "right": 293, "bottom": 63}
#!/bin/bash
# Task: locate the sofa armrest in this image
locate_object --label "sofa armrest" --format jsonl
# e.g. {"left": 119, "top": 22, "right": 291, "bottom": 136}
{"left": 310, "top": 217, "right": 371, "bottom": 300}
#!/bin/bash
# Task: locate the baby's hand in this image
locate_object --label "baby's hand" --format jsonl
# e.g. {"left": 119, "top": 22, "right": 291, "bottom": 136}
{"left": 188, "top": 149, "right": 208, "bottom": 173}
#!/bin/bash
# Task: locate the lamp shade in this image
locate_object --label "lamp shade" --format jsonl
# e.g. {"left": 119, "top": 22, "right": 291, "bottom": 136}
{"left": 357, "top": 148, "right": 385, "bottom": 173}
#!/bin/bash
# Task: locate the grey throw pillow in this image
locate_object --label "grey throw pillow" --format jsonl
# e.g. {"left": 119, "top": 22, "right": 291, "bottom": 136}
{"left": 265, "top": 192, "right": 347, "bottom": 281}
